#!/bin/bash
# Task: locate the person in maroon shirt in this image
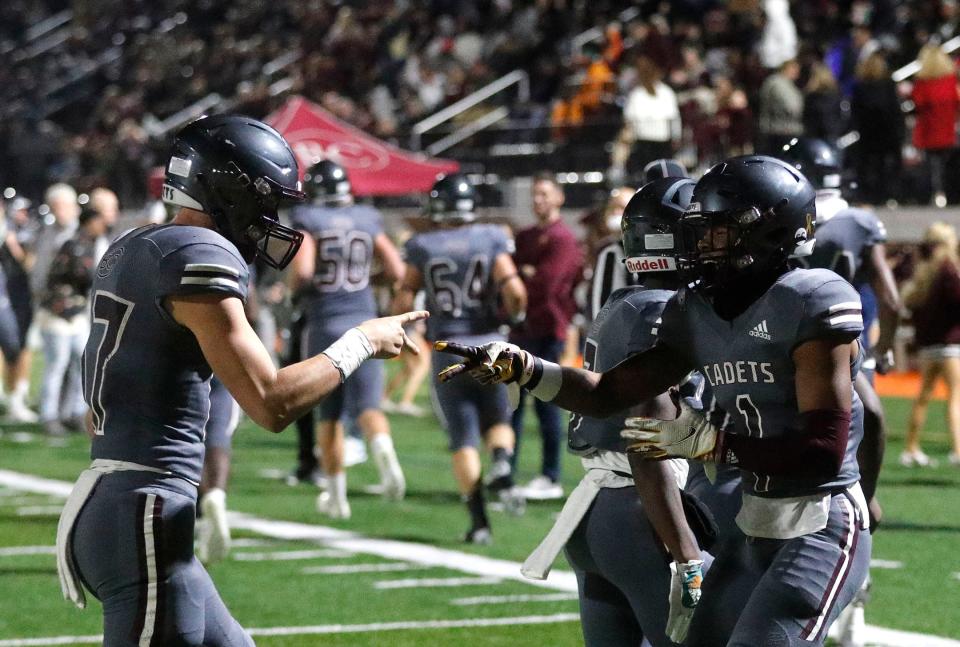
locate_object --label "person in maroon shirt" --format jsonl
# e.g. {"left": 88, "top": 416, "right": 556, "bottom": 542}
{"left": 903, "top": 222, "right": 960, "bottom": 467}
{"left": 510, "top": 172, "right": 583, "bottom": 499}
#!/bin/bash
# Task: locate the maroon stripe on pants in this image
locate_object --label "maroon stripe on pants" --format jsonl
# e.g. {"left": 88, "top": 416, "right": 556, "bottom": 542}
{"left": 801, "top": 498, "right": 859, "bottom": 641}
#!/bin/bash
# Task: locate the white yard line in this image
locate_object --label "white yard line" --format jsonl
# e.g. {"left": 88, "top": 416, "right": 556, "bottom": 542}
{"left": 0, "top": 546, "right": 56, "bottom": 557}
{"left": 0, "top": 615, "right": 582, "bottom": 647}
{"left": 231, "top": 549, "right": 353, "bottom": 561}
{"left": 1, "top": 469, "right": 958, "bottom": 647}
{"left": 15, "top": 506, "right": 64, "bottom": 516}
{"left": 302, "top": 563, "right": 429, "bottom": 575}
{"left": 871, "top": 559, "right": 904, "bottom": 569}
{"left": 451, "top": 593, "right": 579, "bottom": 606}
{"left": 373, "top": 576, "right": 502, "bottom": 590}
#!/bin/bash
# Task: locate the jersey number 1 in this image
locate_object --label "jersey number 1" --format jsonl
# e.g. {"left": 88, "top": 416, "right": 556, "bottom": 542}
{"left": 84, "top": 291, "right": 135, "bottom": 435}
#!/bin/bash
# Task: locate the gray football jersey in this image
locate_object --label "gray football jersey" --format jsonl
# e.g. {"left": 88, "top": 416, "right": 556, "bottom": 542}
{"left": 657, "top": 268, "right": 864, "bottom": 498}
{"left": 405, "top": 223, "right": 512, "bottom": 340}
{"left": 568, "top": 286, "right": 674, "bottom": 454}
{"left": 290, "top": 203, "right": 383, "bottom": 325}
{"left": 805, "top": 208, "right": 886, "bottom": 287}
{"left": 83, "top": 224, "right": 249, "bottom": 484}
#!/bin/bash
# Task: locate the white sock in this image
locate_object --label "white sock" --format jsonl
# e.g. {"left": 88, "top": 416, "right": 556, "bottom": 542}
{"left": 14, "top": 380, "right": 29, "bottom": 398}
{"left": 330, "top": 471, "right": 347, "bottom": 501}
{"left": 202, "top": 487, "right": 226, "bottom": 508}
{"left": 370, "top": 434, "right": 401, "bottom": 476}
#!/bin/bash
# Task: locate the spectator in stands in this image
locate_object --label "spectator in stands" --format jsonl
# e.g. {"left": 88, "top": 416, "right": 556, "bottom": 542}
{"left": 714, "top": 75, "right": 754, "bottom": 157}
{"left": 756, "top": 58, "right": 804, "bottom": 153}
{"left": 511, "top": 173, "right": 583, "bottom": 500}
{"left": 911, "top": 42, "right": 960, "bottom": 208}
{"left": 88, "top": 187, "right": 120, "bottom": 261}
{"left": 903, "top": 222, "right": 960, "bottom": 467}
{"left": 617, "top": 55, "right": 681, "bottom": 181}
{"left": 757, "top": 0, "right": 799, "bottom": 70}
{"left": 39, "top": 208, "right": 106, "bottom": 435}
{"left": 803, "top": 62, "right": 844, "bottom": 143}
{"left": 851, "top": 51, "right": 904, "bottom": 206}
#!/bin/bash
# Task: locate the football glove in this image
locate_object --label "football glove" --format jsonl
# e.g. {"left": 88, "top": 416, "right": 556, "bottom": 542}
{"left": 435, "top": 340, "right": 533, "bottom": 386}
{"left": 666, "top": 559, "right": 704, "bottom": 643}
{"left": 621, "top": 397, "right": 719, "bottom": 460}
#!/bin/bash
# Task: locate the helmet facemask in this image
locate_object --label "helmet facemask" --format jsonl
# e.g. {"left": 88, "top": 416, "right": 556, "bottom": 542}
{"left": 202, "top": 161, "right": 305, "bottom": 269}
{"left": 679, "top": 202, "right": 807, "bottom": 291}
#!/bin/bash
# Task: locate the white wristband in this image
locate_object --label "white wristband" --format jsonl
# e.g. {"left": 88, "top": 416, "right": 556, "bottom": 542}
{"left": 322, "top": 327, "right": 374, "bottom": 383}
{"left": 527, "top": 359, "right": 563, "bottom": 402}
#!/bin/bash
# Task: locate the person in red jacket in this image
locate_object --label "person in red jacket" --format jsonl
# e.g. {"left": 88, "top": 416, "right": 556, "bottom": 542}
{"left": 911, "top": 43, "right": 960, "bottom": 207}
{"left": 510, "top": 172, "right": 583, "bottom": 499}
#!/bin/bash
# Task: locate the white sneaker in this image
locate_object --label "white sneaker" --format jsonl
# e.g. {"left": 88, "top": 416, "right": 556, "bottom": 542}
{"left": 498, "top": 486, "right": 526, "bottom": 516}
{"left": 197, "top": 489, "right": 231, "bottom": 565}
{"left": 380, "top": 399, "right": 399, "bottom": 413}
{"left": 949, "top": 453, "right": 960, "bottom": 467}
{"left": 394, "top": 402, "right": 426, "bottom": 417}
{"left": 316, "top": 491, "right": 351, "bottom": 519}
{"left": 344, "top": 435, "right": 368, "bottom": 467}
{"left": 6, "top": 398, "right": 38, "bottom": 423}
{"left": 899, "top": 450, "right": 935, "bottom": 467}
{"left": 520, "top": 475, "right": 564, "bottom": 501}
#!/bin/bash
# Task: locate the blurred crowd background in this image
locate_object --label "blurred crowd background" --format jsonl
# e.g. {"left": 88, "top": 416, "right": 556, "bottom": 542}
{"left": 3, "top": 0, "right": 960, "bottom": 208}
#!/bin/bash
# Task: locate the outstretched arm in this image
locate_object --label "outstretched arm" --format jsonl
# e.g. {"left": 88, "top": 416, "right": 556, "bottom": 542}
{"left": 437, "top": 339, "right": 693, "bottom": 418}
{"left": 869, "top": 243, "right": 901, "bottom": 357}
{"left": 170, "top": 293, "right": 427, "bottom": 433}
{"left": 552, "top": 344, "right": 693, "bottom": 417}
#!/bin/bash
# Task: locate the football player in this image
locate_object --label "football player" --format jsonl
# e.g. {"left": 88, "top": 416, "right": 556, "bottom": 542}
{"left": 778, "top": 137, "right": 902, "bottom": 384}
{"left": 440, "top": 156, "right": 871, "bottom": 646}
{"left": 289, "top": 160, "right": 407, "bottom": 519}
{"left": 55, "top": 115, "right": 427, "bottom": 646}
{"left": 777, "top": 136, "right": 895, "bottom": 645}
{"left": 521, "top": 177, "right": 711, "bottom": 646}
{"left": 392, "top": 173, "right": 527, "bottom": 544}
{"left": 588, "top": 160, "right": 689, "bottom": 322}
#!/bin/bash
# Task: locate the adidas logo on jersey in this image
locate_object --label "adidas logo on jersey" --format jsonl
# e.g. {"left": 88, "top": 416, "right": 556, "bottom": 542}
{"left": 749, "top": 320, "right": 771, "bottom": 340}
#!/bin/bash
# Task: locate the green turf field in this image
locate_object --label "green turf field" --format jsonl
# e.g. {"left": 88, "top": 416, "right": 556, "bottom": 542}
{"left": 0, "top": 393, "right": 958, "bottom": 645}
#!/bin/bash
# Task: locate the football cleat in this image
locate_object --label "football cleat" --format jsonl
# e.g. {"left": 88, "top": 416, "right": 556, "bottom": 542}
{"left": 464, "top": 526, "right": 493, "bottom": 546}
{"left": 316, "top": 491, "right": 351, "bottom": 520}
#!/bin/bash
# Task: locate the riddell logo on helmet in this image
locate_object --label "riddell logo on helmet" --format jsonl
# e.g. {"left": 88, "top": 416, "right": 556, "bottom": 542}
{"left": 625, "top": 256, "right": 676, "bottom": 272}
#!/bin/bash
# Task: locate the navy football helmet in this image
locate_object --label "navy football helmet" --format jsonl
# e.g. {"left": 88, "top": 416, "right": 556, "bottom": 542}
{"left": 426, "top": 174, "right": 477, "bottom": 223}
{"left": 621, "top": 177, "right": 695, "bottom": 274}
{"left": 304, "top": 159, "right": 352, "bottom": 205}
{"left": 681, "top": 155, "right": 816, "bottom": 289}
{"left": 642, "top": 158, "right": 688, "bottom": 183}
{"left": 775, "top": 137, "right": 841, "bottom": 192}
{"left": 162, "top": 114, "right": 306, "bottom": 268}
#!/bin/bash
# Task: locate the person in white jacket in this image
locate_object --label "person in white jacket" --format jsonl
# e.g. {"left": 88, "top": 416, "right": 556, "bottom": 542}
{"left": 613, "top": 56, "right": 681, "bottom": 181}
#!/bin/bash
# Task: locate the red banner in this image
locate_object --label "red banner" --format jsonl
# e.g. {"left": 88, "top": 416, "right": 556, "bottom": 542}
{"left": 267, "top": 96, "right": 459, "bottom": 196}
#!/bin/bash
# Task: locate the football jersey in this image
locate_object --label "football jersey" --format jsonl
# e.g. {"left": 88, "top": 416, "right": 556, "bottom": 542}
{"left": 404, "top": 223, "right": 512, "bottom": 340}
{"left": 804, "top": 207, "right": 886, "bottom": 288}
{"left": 289, "top": 203, "right": 383, "bottom": 325}
{"left": 83, "top": 224, "right": 249, "bottom": 484}
{"left": 568, "top": 286, "right": 674, "bottom": 454}
{"left": 656, "top": 268, "right": 864, "bottom": 498}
